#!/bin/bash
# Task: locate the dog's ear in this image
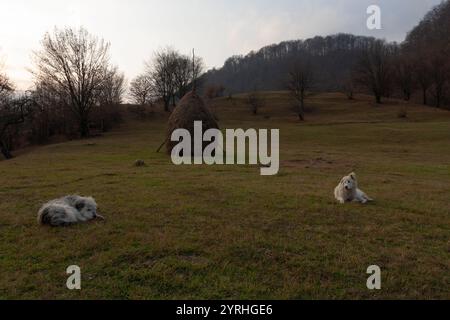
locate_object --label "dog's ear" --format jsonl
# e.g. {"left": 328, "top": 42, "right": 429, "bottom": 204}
{"left": 85, "top": 197, "right": 97, "bottom": 207}
{"left": 349, "top": 172, "right": 356, "bottom": 180}
{"left": 75, "top": 199, "right": 85, "bottom": 211}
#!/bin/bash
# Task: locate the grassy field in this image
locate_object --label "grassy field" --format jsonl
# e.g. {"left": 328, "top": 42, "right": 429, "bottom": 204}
{"left": 0, "top": 92, "right": 449, "bottom": 299}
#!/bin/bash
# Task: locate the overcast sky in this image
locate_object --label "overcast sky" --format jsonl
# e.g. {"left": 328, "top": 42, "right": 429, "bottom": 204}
{"left": 0, "top": 0, "right": 442, "bottom": 90}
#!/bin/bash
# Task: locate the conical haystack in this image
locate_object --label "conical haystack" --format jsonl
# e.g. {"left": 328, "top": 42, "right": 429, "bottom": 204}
{"left": 166, "top": 90, "right": 219, "bottom": 155}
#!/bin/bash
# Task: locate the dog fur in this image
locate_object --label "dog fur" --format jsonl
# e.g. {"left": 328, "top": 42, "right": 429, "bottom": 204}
{"left": 334, "top": 172, "right": 373, "bottom": 204}
{"left": 37, "top": 195, "right": 104, "bottom": 227}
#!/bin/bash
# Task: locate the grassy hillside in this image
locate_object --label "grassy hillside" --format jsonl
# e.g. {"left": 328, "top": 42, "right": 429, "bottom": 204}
{"left": 0, "top": 92, "right": 449, "bottom": 299}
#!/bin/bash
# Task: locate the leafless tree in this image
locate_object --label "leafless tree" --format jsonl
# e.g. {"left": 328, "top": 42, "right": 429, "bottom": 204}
{"left": 98, "top": 66, "right": 126, "bottom": 106}
{"left": 129, "top": 74, "right": 153, "bottom": 105}
{"left": 27, "top": 82, "right": 56, "bottom": 143}
{"left": 173, "top": 54, "right": 203, "bottom": 99}
{"left": 32, "top": 27, "right": 113, "bottom": 137}
{"left": 287, "top": 61, "right": 314, "bottom": 121}
{"left": 393, "top": 53, "right": 415, "bottom": 101}
{"left": 402, "top": 1, "right": 450, "bottom": 107}
{"left": 429, "top": 50, "right": 449, "bottom": 108}
{"left": 414, "top": 57, "right": 432, "bottom": 105}
{"left": 246, "top": 91, "right": 264, "bottom": 115}
{"left": 341, "top": 72, "right": 357, "bottom": 100}
{"left": 147, "top": 48, "right": 177, "bottom": 112}
{"left": 0, "top": 73, "right": 33, "bottom": 159}
{"left": 90, "top": 66, "right": 126, "bottom": 132}
{"left": 355, "top": 40, "right": 393, "bottom": 104}
{"left": 0, "top": 72, "right": 14, "bottom": 158}
{"left": 0, "top": 73, "right": 13, "bottom": 98}
{"left": 146, "top": 48, "right": 204, "bottom": 112}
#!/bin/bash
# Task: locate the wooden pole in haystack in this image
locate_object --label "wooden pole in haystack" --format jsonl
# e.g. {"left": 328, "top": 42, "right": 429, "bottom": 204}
{"left": 192, "top": 48, "right": 196, "bottom": 93}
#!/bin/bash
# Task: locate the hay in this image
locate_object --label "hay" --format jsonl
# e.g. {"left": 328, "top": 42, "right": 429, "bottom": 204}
{"left": 166, "top": 90, "right": 219, "bottom": 155}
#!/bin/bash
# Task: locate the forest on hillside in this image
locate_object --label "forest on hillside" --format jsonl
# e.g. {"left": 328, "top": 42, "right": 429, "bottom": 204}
{"left": 202, "top": 0, "right": 450, "bottom": 107}
{"left": 202, "top": 33, "right": 379, "bottom": 93}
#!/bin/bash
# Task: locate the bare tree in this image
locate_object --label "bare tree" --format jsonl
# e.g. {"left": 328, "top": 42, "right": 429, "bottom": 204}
{"left": 148, "top": 48, "right": 177, "bottom": 112}
{"left": 0, "top": 73, "right": 12, "bottom": 98}
{"left": 404, "top": 1, "right": 450, "bottom": 107}
{"left": 394, "top": 53, "right": 415, "bottom": 101}
{"left": 0, "top": 73, "right": 33, "bottom": 159}
{"left": 0, "top": 73, "right": 14, "bottom": 157}
{"left": 32, "top": 27, "right": 112, "bottom": 137}
{"left": 429, "top": 50, "right": 449, "bottom": 108}
{"left": 98, "top": 66, "right": 126, "bottom": 106}
{"left": 341, "top": 72, "right": 356, "bottom": 100}
{"left": 145, "top": 48, "right": 204, "bottom": 112}
{"left": 129, "top": 74, "right": 153, "bottom": 105}
{"left": 355, "top": 40, "right": 393, "bottom": 104}
{"left": 246, "top": 91, "right": 264, "bottom": 115}
{"left": 90, "top": 67, "right": 126, "bottom": 132}
{"left": 174, "top": 54, "right": 204, "bottom": 99}
{"left": 27, "top": 81, "right": 56, "bottom": 143}
{"left": 414, "top": 57, "right": 432, "bottom": 105}
{"left": 287, "top": 61, "right": 314, "bottom": 121}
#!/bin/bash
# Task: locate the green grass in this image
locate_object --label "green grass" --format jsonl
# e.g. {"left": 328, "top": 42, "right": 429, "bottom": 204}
{"left": 0, "top": 92, "right": 449, "bottom": 299}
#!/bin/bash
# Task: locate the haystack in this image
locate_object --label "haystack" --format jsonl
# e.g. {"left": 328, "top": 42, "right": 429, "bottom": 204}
{"left": 166, "top": 90, "right": 219, "bottom": 155}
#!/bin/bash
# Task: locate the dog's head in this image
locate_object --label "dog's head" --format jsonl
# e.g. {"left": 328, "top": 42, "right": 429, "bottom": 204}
{"left": 75, "top": 197, "right": 98, "bottom": 220}
{"left": 341, "top": 172, "right": 357, "bottom": 191}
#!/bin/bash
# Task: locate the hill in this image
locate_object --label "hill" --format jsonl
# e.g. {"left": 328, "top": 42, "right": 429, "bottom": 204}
{"left": 202, "top": 0, "right": 450, "bottom": 105}
{"left": 0, "top": 92, "right": 449, "bottom": 299}
{"left": 202, "top": 34, "right": 377, "bottom": 94}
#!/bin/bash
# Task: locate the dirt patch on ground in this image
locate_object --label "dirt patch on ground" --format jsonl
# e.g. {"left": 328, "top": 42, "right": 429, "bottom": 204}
{"left": 143, "top": 254, "right": 210, "bottom": 268}
{"left": 281, "top": 157, "right": 335, "bottom": 169}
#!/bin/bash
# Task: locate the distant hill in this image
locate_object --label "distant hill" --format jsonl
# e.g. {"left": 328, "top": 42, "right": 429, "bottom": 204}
{"left": 404, "top": 0, "right": 450, "bottom": 48}
{"left": 202, "top": 1, "right": 450, "bottom": 97}
{"left": 201, "top": 34, "right": 382, "bottom": 95}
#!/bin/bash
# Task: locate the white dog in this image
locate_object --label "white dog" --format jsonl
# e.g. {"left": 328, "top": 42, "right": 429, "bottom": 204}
{"left": 37, "top": 195, "right": 105, "bottom": 227}
{"left": 334, "top": 172, "right": 373, "bottom": 204}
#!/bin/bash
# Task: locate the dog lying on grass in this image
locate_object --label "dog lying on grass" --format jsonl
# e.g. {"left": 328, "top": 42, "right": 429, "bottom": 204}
{"left": 334, "top": 172, "right": 373, "bottom": 204}
{"left": 37, "top": 195, "right": 105, "bottom": 227}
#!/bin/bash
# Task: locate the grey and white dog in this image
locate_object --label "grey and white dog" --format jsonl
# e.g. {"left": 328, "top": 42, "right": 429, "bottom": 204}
{"left": 334, "top": 172, "right": 373, "bottom": 204}
{"left": 37, "top": 195, "right": 105, "bottom": 227}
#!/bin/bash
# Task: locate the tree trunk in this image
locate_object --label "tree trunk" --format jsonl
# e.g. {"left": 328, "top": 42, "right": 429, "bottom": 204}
{"left": 0, "top": 140, "right": 13, "bottom": 159}
{"left": 347, "top": 91, "right": 354, "bottom": 100}
{"left": 403, "top": 90, "right": 411, "bottom": 101}
{"left": 435, "top": 86, "right": 442, "bottom": 108}
{"left": 375, "top": 94, "right": 382, "bottom": 104}
{"left": 79, "top": 116, "right": 90, "bottom": 138}
{"left": 298, "top": 111, "right": 304, "bottom": 121}
{"left": 298, "top": 97, "right": 305, "bottom": 121}
{"left": 422, "top": 88, "right": 428, "bottom": 105}
{"left": 163, "top": 97, "right": 170, "bottom": 112}
{"left": 172, "top": 95, "right": 176, "bottom": 107}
